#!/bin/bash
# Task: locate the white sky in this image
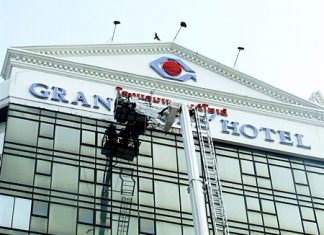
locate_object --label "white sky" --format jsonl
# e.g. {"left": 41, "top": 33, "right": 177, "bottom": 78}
{"left": 1, "top": 0, "right": 323, "bottom": 100}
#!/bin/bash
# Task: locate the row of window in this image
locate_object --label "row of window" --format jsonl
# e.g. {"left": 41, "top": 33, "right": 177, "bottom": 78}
{"left": 1, "top": 105, "right": 324, "bottom": 234}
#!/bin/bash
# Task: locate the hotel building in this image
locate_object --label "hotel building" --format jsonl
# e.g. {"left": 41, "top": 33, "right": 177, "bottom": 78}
{"left": 0, "top": 43, "right": 324, "bottom": 235}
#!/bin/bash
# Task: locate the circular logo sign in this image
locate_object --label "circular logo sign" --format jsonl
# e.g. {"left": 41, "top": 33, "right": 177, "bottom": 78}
{"left": 162, "top": 61, "right": 182, "bottom": 76}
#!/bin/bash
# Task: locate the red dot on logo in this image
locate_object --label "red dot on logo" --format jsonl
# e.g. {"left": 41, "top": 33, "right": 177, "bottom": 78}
{"left": 162, "top": 61, "right": 182, "bottom": 76}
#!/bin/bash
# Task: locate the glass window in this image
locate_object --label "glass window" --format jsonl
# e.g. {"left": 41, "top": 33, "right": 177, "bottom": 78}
{"left": 263, "top": 214, "right": 278, "bottom": 228}
{"left": 307, "top": 172, "right": 324, "bottom": 198}
{"left": 35, "top": 174, "right": 51, "bottom": 188}
{"left": 301, "top": 206, "right": 315, "bottom": 221}
{"left": 261, "top": 199, "right": 275, "bottom": 214}
{"left": 315, "top": 209, "right": 324, "bottom": 234}
{"left": 257, "top": 178, "right": 271, "bottom": 188}
{"left": 176, "top": 148, "right": 186, "bottom": 172}
{"left": 139, "top": 141, "right": 152, "bottom": 156}
{"left": 293, "top": 169, "right": 307, "bottom": 184}
{"left": 218, "top": 156, "right": 242, "bottom": 183}
{"left": 248, "top": 211, "right": 263, "bottom": 225}
{"left": 54, "top": 126, "right": 80, "bottom": 154}
{"left": 139, "top": 192, "right": 154, "bottom": 207}
{"left": 33, "top": 201, "right": 49, "bottom": 217}
{"left": 0, "top": 155, "right": 35, "bottom": 185}
{"left": 39, "top": 123, "right": 54, "bottom": 138}
{"left": 140, "top": 218, "right": 155, "bottom": 234}
{"left": 0, "top": 122, "right": 5, "bottom": 154}
{"left": 270, "top": 166, "right": 295, "bottom": 193}
{"left": 303, "top": 221, "right": 318, "bottom": 235}
{"left": 180, "top": 185, "right": 191, "bottom": 213}
{"left": 79, "top": 208, "right": 94, "bottom": 224}
{"left": 139, "top": 178, "right": 153, "bottom": 192}
{"left": 241, "top": 160, "right": 255, "bottom": 175}
{"left": 5, "top": 117, "right": 39, "bottom": 146}
{"left": 246, "top": 197, "right": 260, "bottom": 211}
{"left": 80, "top": 167, "right": 94, "bottom": 182}
{"left": 154, "top": 181, "right": 180, "bottom": 211}
{"left": 81, "top": 130, "right": 96, "bottom": 145}
{"left": 48, "top": 203, "right": 77, "bottom": 235}
{"left": 12, "top": 198, "right": 32, "bottom": 230}
{"left": 79, "top": 182, "right": 95, "bottom": 197}
{"left": 36, "top": 160, "right": 51, "bottom": 175}
{"left": 223, "top": 193, "right": 247, "bottom": 222}
{"left": 30, "top": 216, "right": 48, "bottom": 233}
{"left": 153, "top": 144, "right": 177, "bottom": 172}
{"left": 156, "top": 221, "right": 181, "bottom": 234}
{"left": 0, "top": 195, "right": 14, "bottom": 227}
{"left": 255, "top": 163, "right": 269, "bottom": 177}
{"left": 276, "top": 202, "right": 303, "bottom": 232}
{"left": 52, "top": 163, "right": 79, "bottom": 193}
{"left": 38, "top": 138, "right": 54, "bottom": 149}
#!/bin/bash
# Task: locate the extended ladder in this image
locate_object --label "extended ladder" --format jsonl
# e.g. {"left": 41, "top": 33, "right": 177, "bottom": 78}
{"left": 193, "top": 111, "right": 230, "bottom": 235}
{"left": 117, "top": 168, "right": 136, "bottom": 235}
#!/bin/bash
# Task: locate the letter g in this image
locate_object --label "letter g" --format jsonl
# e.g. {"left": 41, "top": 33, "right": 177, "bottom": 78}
{"left": 29, "top": 83, "right": 50, "bottom": 99}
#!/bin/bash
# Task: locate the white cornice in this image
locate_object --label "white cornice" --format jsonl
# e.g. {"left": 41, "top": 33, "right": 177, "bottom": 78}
{"left": 2, "top": 48, "right": 324, "bottom": 127}
{"left": 13, "top": 42, "right": 321, "bottom": 110}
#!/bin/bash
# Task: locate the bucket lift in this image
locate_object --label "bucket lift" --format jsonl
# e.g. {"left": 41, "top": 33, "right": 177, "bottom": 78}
{"left": 100, "top": 94, "right": 229, "bottom": 235}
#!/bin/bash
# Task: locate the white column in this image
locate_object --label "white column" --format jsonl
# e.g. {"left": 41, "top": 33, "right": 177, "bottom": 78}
{"left": 179, "top": 104, "right": 209, "bottom": 235}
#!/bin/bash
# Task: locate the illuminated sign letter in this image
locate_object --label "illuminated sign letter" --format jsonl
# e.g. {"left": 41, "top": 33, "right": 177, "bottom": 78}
{"left": 71, "top": 92, "right": 90, "bottom": 107}
{"left": 51, "top": 86, "right": 68, "bottom": 103}
{"left": 260, "top": 127, "right": 276, "bottom": 142}
{"left": 278, "top": 130, "right": 293, "bottom": 146}
{"left": 240, "top": 124, "right": 258, "bottom": 139}
{"left": 29, "top": 83, "right": 50, "bottom": 99}
{"left": 93, "top": 95, "right": 112, "bottom": 111}
{"left": 220, "top": 120, "right": 240, "bottom": 136}
{"left": 295, "top": 134, "right": 311, "bottom": 150}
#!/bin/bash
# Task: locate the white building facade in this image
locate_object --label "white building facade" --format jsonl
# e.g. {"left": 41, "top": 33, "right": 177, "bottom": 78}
{"left": 0, "top": 42, "right": 324, "bottom": 235}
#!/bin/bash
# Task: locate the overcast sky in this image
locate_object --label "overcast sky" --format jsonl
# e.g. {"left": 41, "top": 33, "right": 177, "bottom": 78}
{"left": 1, "top": 0, "right": 323, "bottom": 101}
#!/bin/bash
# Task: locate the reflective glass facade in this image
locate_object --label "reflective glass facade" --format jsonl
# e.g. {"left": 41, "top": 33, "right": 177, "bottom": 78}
{"left": 0, "top": 104, "right": 324, "bottom": 234}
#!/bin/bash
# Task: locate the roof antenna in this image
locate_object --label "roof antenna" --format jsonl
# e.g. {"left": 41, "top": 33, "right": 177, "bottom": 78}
{"left": 233, "top": 46, "right": 244, "bottom": 68}
{"left": 173, "top": 21, "right": 187, "bottom": 41}
{"left": 107, "top": 20, "right": 121, "bottom": 43}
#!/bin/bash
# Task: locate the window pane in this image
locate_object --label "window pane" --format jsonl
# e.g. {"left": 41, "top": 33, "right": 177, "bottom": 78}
{"left": 139, "top": 178, "right": 153, "bottom": 192}
{"left": 52, "top": 163, "right": 79, "bottom": 193}
{"left": 276, "top": 202, "right": 303, "bottom": 232}
{"left": 139, "top": 141, "right": 151, "bottom": 156}
{"left": 241, "top": 160, "right": 254, "bottom": 175}
{"left": 0, "top": 122, "right": 5, "bottom": 154}
{"left": 140, "top": 218, "right": 155, "bottom": 234}
{"left": 33, "top": 201, "right": 48, "bottom": 217}
{"left": 270, "top": 166, "right": 295, "bottom": 193}
{"left": 36, "top": 160, "right": 51, "bottom": 175}
{"left": 0, "top": 155, "right": 35, "bottom": 185}
{"left": 39, "top": 123, "right": 54, "bottom": 138}
{"left": 79, "top": 208, "right": 94, "bottom": 224}
{"left": 12, "top": 198, "right": 32, "bottom": 230}
{"left": 82, "top": 131, "right": 96, "bottom": 145}
{"left": 255, "top": 163, "right": 269, "bottom": 177}
{"left": 0, "top": 195, "right": 14, "bottom": 227}
{"left": 154, "top": 181, "right": 179, "bottom": 210}
{"left": 218, "top": 156, "right": 242, "bottom": 183}
{"left": 5, "top": 117, "right": 39, "bottom": 146}
{"left": 48, "top": 204, "right": 77, "bottom": 235}
{"left": 156, "top": 221, "right": 181, "bottom": 234}
{"left": 54, "top": 126, "right": 80, "bottom": 154}
{"left": 153, "top": 144, "right": 177, "bottom": 171}
{"left": 223, "top": 193, "right": 247, "bottom": 222}
{"left": 261, "top": 199, "right": 275, "bottom": 214}
{"left": 308, "top": 172, "right": 324, "bottom": 198}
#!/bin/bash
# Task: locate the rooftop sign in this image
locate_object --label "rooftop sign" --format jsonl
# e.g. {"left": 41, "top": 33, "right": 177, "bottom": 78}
{"left": 150, "top": 56, "right": 196, "bottom": 82}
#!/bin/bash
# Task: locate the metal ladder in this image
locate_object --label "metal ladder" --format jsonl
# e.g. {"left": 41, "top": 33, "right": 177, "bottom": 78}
{"left": 193, "top": 110, "right": 230, "bottom": 235}
{"left": 117, "top": 168, "right": 136, "bottom": 235}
